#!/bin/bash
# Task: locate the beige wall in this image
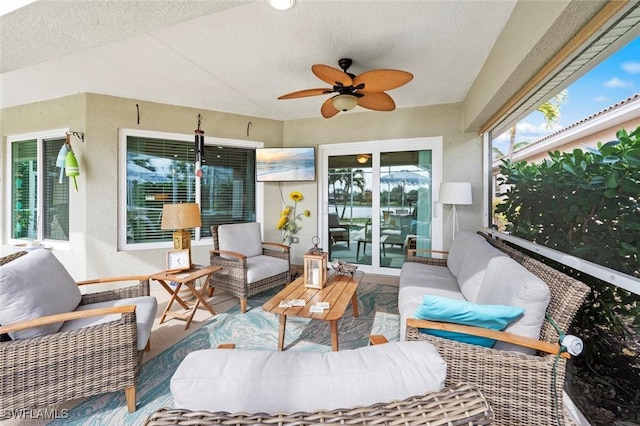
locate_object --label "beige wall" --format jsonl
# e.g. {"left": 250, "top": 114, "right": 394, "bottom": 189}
{"left": 1, "top": 93, "right": 481, "bottom": 276}
{"left": 281, "top": 102, "right": 483, "bottom": 260}
{"left": 1, "top": 93, "right": 283, "bottom": 278}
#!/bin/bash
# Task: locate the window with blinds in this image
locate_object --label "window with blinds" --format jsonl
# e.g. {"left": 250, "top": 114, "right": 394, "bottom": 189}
{"left": 10, "top": 134, "right": 69, "bottom": 242}
{"left": 125, "top": 135, "right": 256, "bottom": 244}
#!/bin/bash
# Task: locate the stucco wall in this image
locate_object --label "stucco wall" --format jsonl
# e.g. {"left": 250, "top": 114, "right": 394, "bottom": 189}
{"left": 281, "top": 102, "right": 483, "bottom": 259}
{"left": 1, "top": 93, "right": 481, "bottom": 278}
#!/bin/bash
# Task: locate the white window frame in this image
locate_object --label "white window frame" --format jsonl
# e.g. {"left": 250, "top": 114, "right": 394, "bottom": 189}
{"left": 118, "top": 128, "right": 264, "bottom": 251}
{"left": 5, "top": 128, "right": 71, "bottom": 250}
{"left": 318, "top": 136, "right": 443, "bottom": 276}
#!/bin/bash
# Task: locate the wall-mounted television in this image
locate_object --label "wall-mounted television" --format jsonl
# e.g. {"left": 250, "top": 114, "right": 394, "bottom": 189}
{"left": 256, "top": 147, "right": 316, "bottom": 182}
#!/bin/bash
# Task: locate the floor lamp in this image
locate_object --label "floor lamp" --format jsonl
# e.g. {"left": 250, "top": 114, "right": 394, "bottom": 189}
{"left": 438, "top": 182, "right": 472, "bottom": 240}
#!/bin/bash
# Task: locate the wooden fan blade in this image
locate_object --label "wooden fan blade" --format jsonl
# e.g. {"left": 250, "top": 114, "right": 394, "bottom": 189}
{"left": 357, "top": 92, "right": 396, "bottom": 111}
{"left": 278, "top": 88, "right": 331, "bottom": 99}
{"left": 353, "top": 69, "right": 413, "bottom": 92}
{"left": 312, "top": 64, "right": 353, "bottom": 87}
{"left": 321, "top": 97, "right": 340, "bottom": 118}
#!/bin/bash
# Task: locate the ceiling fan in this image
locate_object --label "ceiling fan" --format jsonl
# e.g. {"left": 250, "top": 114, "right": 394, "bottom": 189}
{"left": 277, "top": 58, "right": 413, "bottom": 118}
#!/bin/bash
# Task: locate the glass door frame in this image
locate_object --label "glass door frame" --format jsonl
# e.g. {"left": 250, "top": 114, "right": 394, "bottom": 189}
{"left": 318, "top": 137, "right": 443, "bottom": 276}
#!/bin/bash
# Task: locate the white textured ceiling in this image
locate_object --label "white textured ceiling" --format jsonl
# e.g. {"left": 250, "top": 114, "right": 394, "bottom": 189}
{"left": 0, "top": 0, "right": 517, "bottom": 121}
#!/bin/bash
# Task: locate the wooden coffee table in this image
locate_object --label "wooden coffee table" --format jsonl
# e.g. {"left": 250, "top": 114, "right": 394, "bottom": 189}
{"left": 263, "top": 270, "right": 363, "bottom": 351}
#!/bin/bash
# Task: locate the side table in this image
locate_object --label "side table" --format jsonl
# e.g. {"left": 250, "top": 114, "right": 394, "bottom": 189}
{"left": 150, "top": 264, "right": 222, "bottom": 330}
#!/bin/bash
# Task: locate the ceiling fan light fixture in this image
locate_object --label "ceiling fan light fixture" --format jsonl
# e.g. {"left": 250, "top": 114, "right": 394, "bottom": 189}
{"left": 356, "top": 154, "right": 369, "bottom": 164}
{"left": 267, "top": 0, "right": 295, "bottom": 11}
{"left": 332, "top": 94, "right": 358, "bottom": 112}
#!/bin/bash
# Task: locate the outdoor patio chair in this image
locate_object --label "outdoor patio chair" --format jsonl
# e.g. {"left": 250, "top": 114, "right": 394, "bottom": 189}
{"left": 209, "top": 222, "right": 290, "bottom": 313}
{"left": 0, "top": 250, "right": 157, "bottom": 415}
{"left": 328, "top": 213, "right": 350, "bottom": 248}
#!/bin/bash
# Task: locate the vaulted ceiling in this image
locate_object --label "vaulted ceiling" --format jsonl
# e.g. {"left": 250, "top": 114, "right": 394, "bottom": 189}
{"left": 0, "top": 0, "right": 519, "bottom": 121}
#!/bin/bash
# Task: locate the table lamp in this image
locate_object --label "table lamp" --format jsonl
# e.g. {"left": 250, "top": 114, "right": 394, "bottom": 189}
{"left": 161, "top": 203, "right": 202, "bottom": 266}
{"left": 437, "top": 182, "right": 472, "bottom": 240}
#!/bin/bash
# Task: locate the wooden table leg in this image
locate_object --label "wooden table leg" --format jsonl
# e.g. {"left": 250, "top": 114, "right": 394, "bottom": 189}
{"left": 156, "top": 279, "right": 190, "bottom": 310}
{"left": 183, "top": 277, "right": 217, "bottom": 329}
{"left": 330, "top": 320, "right": 339, "bottom": 351}
{"left": 278, "top": 314, "right": 287, "bottom": 351}
{"left": 159, "top": 281, "right": 188, "bottom": 324}
{"left": 351, "top": 290, "right": 359, "bottom": 318}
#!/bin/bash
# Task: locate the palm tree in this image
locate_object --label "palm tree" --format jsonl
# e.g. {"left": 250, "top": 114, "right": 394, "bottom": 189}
{"left": 493, "top": 142, "right": 530, "bottom": 160}
{"left": 506, "top": 89, "right": 568, "bottom": 160}
{"left": 328, "top": 168, "right": 366, "bottom": 219}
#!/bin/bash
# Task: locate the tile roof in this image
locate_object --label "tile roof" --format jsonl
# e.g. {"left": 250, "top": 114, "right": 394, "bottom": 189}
{"left": 514, "top": 93, "right": 640, "bottom": 154}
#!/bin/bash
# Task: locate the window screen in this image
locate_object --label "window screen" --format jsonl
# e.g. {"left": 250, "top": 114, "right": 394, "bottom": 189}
{"left": 10, "top": 136, "right": 69, "bottom": 242}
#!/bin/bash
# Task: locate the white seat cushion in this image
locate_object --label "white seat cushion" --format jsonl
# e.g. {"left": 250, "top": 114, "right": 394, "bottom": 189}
{"left": 218, "top": 222, "right": 263, "bottom": 258}
{"left": 59, "top": 296, "right": 158, "bottom": 351}
{"left": 398, "top": 262, "right": 464, "bottom": 339}
{"left": 171, "top": 341, "right": 446, "bottom": 413}
{"left": 246, "top": 255, "right": 289, "bottom": 283}
{"left": 0, "top": 250, "right": 82, "bottom": 340}
{"left": 477, "top": 256, "right": 550, "bottom": 354}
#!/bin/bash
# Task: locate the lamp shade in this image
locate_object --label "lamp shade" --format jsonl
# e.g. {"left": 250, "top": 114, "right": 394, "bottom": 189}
{"left": 332, "top": 94, "right": 358, "bottom": 112}
{"left": 438, "top": 182, "right": 472, "bottom": 205}
{"left": 161, "top": 203, "right": 202, "bottom": 230}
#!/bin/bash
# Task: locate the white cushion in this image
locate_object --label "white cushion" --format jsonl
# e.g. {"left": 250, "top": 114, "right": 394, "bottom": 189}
{"left": 171, "top": 341, "right": 446, "bottom": 413}
{"left": 453, "top": 238, "right": 507, "bottom": 303}
{"left": 398, "top": 262, "right": 463, "bottom": 340}
{"left": 477, "top": 256, "right": 550, "bottom": 354}
{"left": 246, "top": 255, "right": 288, "bottom": 283}
{"left": 0, "top": 250, "right": 82, "bottom": 340}
{"left": 59, "top": 296, "right": 158, "bottom": 351}
{"left": 218, "top": 222, "right": 263, "bottom": 259}
{"left": 446, "top": 231, "right": 482, "bottom": 278}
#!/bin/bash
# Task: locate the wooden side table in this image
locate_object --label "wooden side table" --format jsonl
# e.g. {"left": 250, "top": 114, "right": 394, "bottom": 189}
{"left": 150, "top": 264, "right": 222, "bottom": 330}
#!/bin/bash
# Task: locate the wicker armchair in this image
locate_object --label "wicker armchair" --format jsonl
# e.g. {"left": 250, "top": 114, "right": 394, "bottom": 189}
{"left": 145, "top": 383, "right": 493, "bottom": 425}
{"left": 0, "top": 251, "right": 153, "bottom": 414}
{"left": 209, "top": 223, "right": 290, "bottom": 313}
{"left": 403, "top": 233, "right": 590, "bottom": 425}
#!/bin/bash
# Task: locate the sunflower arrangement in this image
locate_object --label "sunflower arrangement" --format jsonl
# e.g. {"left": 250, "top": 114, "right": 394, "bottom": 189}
{"left": 277, "top": 191, "right": 311, "bottom": 243}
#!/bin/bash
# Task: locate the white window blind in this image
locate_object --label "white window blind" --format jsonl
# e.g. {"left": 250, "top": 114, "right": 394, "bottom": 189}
{"left": 125, "top": 135, "right": 256, "bottom": 244}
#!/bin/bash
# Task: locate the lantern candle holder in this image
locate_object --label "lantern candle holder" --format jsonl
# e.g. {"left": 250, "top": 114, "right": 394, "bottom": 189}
{"left": 303, "top": 250, "right": 328, "bottom": 289}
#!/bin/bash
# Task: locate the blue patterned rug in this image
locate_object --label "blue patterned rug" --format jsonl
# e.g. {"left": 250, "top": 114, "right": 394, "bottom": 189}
{"left": 50, "top": 282, "right": 400, "bottom": 425}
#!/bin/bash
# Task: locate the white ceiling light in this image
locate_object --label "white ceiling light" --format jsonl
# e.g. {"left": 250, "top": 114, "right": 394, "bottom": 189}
{"left": 267, "top": 0, "right": 295, "bottom": 11}
{"left": 0, "top": 0, "right": 38, "bottom": 17}
{"left": 356, "top": 154, "right": 370, "bottom": 164}
{"left": 332, "top": 94, "right": 358, "bottom": 112}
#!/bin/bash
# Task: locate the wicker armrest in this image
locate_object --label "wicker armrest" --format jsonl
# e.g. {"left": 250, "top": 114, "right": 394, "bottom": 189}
{"left": 209, "top": 249, "right": 247, "bottom": 260}
{"left": 406, "top": 249, "right": 448, "bottom": 265}
{"left": 262, "top": 241, "right": 290, "bottom": 251}
{"left": 144, "top": 383, "right": 493, "bottom": 425}
{"left": 0, "top": 305, "right": 136, "bottom": 335}
{"left": 406, "top": 318, "right": 568, "bottom": 358}
{"left": 78, "top": 276, "right": 150, "bottom": 304}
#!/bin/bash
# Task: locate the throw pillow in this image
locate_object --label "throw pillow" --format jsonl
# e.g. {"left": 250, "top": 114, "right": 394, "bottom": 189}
{"left": 414, "top": 294, "right": 524, "bottom": 347}
{"left": 0, "top": 250, "right": 82, "bottom": 340}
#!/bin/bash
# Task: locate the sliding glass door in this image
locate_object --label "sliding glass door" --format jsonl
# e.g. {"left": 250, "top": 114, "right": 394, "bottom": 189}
{"left": 319, "top": 138, "right": 443, "bottom": 275}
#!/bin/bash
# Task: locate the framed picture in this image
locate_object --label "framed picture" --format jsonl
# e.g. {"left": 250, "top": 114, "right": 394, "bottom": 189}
{"left": 166, "top": 249, "right": 190, "bottom": 272}
{"left": 256, "top": 147, "right": 316, "bottom": 182}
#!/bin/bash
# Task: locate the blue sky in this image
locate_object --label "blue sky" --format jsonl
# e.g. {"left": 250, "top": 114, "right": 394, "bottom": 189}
{"left": 494, "top": 35, "right": 640, "bottom": 150}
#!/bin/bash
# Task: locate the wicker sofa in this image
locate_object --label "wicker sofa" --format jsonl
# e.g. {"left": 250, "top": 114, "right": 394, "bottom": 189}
{"left": 399, "top": 231, "right": 590, "bottom": 425}
{"left": 145, "top": 382, "right": 493, "bottom": 425}
{"left": 0, "top": 250, "right": 156, "bottom": 414}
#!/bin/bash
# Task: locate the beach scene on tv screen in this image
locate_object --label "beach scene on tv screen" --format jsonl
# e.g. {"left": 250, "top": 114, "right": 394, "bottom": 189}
{"left": 256, "top": 148, "right": 315, "bottom": 181}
